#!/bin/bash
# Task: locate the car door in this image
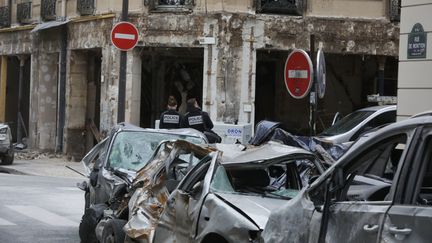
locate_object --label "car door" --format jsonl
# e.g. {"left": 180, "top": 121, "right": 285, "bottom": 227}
{"left": 310, "top": 128, "right": 418, "bottom": 243}
{"left": 380, "top": 126, "right": 432, "bottom": 242}
{"left": 153, "top": 151, "right": 219, "bottom": 243}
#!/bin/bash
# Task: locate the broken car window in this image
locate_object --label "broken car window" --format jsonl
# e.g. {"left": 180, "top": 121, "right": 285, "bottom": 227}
{"left": 343, "top": 134, "right": 408, "bottom": 202}
{"left": 210, "top": 159, "right": 312, "bottom": 200}
{"left": 107, "top": 131, "right": 205, "bottom": 171}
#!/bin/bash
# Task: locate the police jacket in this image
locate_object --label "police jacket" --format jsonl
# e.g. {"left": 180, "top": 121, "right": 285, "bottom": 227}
{"left": 181, "top": 107, "right": 213, "bottom": 133}
{"left": 159, "top": 109, "right": 183, "bottom": 129}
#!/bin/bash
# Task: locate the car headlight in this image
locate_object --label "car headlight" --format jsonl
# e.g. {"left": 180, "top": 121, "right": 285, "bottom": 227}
{"left": 0, "top": 128, "right": 7, "bottom": 134}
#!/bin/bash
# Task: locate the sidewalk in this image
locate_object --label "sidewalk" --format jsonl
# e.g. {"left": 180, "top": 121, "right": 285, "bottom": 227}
{"left": 0, "top": 157, "right": 86, "bottom": 179}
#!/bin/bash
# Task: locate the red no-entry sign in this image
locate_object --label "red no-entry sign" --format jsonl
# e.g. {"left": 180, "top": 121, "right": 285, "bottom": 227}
{"left": 111, "top": 22, "right": 139, "bottom": 51}
{"left": 284, "top": 49, "right": 313, "bottom": 99}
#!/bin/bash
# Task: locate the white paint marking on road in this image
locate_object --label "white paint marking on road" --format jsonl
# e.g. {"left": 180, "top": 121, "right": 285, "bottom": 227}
{"left": 0, "top": 217, "right": 16, "bottom": 226}
{"left": 114, "top": 33, "right": 135, "bottom": 40}
{"left": 56, "top": 187, "right": 80, "bottom": 191}
{"left": 6, "top": 205, "right": 78, "bottom": 227}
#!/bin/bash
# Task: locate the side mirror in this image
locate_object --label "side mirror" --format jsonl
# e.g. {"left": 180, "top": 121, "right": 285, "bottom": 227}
{"left": 329, "top": 167, "right": 345, "bottom": 193}
{"left": 190, "top": 181, "right": 204, "bottom": 198}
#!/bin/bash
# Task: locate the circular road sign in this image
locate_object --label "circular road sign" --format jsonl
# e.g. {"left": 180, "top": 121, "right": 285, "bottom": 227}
{"left": 111, "top": 22, "right": 139, "bottom": 51}
{"left": 284, "top": 49, "right": 314, "bottom": 99}
{"left": 316, "top": 49, "right": 326, "bottom": 99}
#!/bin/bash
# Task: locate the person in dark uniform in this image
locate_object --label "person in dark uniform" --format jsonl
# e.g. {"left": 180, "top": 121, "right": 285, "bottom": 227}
{"left": 159, "top": 96, "right": 183, "bottom": 129}
{"left": 181, "top": 98, "right": 221, "bottom": 143}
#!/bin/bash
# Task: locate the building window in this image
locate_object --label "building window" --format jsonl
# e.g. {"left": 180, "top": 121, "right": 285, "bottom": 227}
{"left": 77, "top": 0, "right": 95, "bottom": 16}
{"left": 0, "top": 1, "right": 10, "bottom": 28}
{"left": 146, "top": 0, "right": 194, "bottom": 12}
{"left": 389, "top": 0, "right": 400, "bottom": 22}
{"left": 17, "top": 0, "right": 32, "bottom": 24}
{"left": 41, "top": 0, "right": 56, "bottom": 21}
{"left": 256, "top": 0, "right": 303, "bottom": 15}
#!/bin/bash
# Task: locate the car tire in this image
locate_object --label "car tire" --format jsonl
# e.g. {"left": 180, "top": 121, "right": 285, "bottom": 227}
{"left": 101, "top": 218, "right": 127, "bottom": 243}
{"left": 84, "top": 192, "right": 90, "bottom": 210}
{"left": 0, "top": 147, "right": 14, "bottom": 165}
{"left": 79, "top": 204, "right": 106, "bottom": 243}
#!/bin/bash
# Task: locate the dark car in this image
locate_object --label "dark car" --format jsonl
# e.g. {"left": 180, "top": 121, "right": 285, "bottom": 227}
{"left": 0, "top": 124, "right": 14, "bottom": 165}
{"left": 262, "top": 116, "right": 432, "bottom": 243}
{"left": 78, "top": 123, "right": 207, "bottom": 243}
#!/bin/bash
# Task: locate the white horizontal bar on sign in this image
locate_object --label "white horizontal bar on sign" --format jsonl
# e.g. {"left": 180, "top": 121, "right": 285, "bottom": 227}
{"left": 288, "top": 70, "right": 308, "bottom": 79}
{"left": 114, "top": 33, "right": 135, "bottom": 40}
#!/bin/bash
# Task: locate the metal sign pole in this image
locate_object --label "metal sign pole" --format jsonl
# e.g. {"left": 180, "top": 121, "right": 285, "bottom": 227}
{"left": 309, "top": 34, "right": 317, "bottom": 136}
{"left": 117, "top": 0, "right": 129, "bottom": 123}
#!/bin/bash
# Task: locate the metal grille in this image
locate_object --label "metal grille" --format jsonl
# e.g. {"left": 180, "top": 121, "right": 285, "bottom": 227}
{"left": 41, "top": 0, "right": 56, "bottom": 21}
{"left": 256, "top": 0, "right": 303, "bottom": 15}
{"left": 389, "top": 0, "right": 400, "bottom": 22}
{"left": 77, "top": 0, "right": 95, "bottom": 16}
{"left": 17, "top": 1, "right": 32, "bottom": 24}
{"left": 151, "top": 0, "right": 194, "bottom": 10}
{"left": 0, "top": 5, "right": 10, "bottom": 27}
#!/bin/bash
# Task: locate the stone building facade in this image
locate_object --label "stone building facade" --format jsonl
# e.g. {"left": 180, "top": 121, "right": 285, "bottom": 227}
{"left": 397, "top": 0, "right": 432, "bottom": 120}
{"left": 0, "top": 0, "right": 401, "bottom": 159}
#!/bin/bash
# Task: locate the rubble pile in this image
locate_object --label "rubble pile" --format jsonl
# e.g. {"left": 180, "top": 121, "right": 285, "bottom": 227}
{"left": 15, "top": 150, "right": 63, "bottom": 160}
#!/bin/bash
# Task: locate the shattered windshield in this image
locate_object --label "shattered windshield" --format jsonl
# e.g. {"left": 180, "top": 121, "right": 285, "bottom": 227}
{"left": 320, "top": 111, "right": 374, "bottom": 136}
{"left": 107, "top": 131, "right": 205, "bottom": 171}
{"left": 210, "top": 160, "right": 314, "bottom": 200}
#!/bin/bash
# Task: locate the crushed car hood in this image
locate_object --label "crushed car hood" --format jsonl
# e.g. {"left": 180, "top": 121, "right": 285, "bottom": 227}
{"left": 215, "top": 192, "right": 287, "bottom": 229}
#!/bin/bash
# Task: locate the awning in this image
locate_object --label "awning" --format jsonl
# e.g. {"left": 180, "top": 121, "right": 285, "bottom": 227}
{"left": 31, "top": 20, "right": 70, "bottom": 33}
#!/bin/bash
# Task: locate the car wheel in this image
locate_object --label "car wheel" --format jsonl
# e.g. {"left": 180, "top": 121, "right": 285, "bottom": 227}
{"left": 0, "top": 147, "right": 14, "bottom": 165}
{"left": 84, "top": 192, "right": 90, "bottom": 210}
{"left": 79, "top": 204, "right": 107, "bottom": 243}
{"left": 101, "top": 218, "right": 127, "bottom": 243}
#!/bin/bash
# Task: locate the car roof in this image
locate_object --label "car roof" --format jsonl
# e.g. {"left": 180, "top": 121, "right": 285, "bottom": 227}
{"left": 339, "top": 116, "right": 432, "bottom": 164}
{"left": 356, "top": 105, "right": 396, "bottom": 112}
{"left": 411, "top": 110, "right": 432, "bottom": 118}
{"left": 215, "top": 142, "right": 314, "bottom": 165}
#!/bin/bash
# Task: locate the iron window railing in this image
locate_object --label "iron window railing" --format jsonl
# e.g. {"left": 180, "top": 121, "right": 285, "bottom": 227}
{"left": 389, "top": 0, "right": 400, "bottom": 22}
{"left": 77, "top": 0, "right": 95, "bottom": 16}
{"left": 146, "top": 0, "right": 194, "bottom": 11}
{"left": 256, "top": 0, "right": 304, "bottom": 15}
{"left": 41, "top": 0, "right": 56, "bottom": 21}
{"left": 0, "top": 5, "right": 10, "bottom": 27}
{"left": 17, "top": 0, "right": 32, "bottom": 24}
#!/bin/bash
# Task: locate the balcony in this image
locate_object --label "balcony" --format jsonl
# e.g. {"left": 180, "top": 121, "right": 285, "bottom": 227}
{"left": 77, "top": 0, "right": 95, "bottom": 16}
{"left": 17, "top": 1, "right": 32, "bottom": 24}
{"left": 147, "top": 0, "right": 194, "bottom": 12}
{"left": 256, "top": 0, "right": 304, "bottom": 15}
{"left": 389, "top": 0, "right": 400, "bottom": 22}
{"left": 41, "top": 0, "right": 56, "bottom": 21}
{"left": 0, "top": 5, "right": 10, "bottom": 27}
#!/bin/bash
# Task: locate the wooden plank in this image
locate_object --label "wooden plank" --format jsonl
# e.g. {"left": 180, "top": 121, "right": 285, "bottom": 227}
{"left": 0, "top": 56, "right": 7, "bottom": 123}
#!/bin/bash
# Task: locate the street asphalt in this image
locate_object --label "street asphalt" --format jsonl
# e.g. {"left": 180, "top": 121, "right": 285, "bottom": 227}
{"left": 0, "top": 173, "right": 85, "bottom": 243}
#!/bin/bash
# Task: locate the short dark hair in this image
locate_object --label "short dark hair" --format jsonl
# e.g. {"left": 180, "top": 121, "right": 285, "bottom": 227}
{"left": 168, "top": 96, "right": 177, "bottom": 107}
{"left": 187, "top": 98, "right": 196, "bottom": 110}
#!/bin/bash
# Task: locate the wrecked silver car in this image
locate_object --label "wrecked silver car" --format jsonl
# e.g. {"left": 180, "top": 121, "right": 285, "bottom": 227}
{"left": 78, "top": 123, "right": 207, "bottom": 243}
{"left": 109, "top": 140, "right": 323, "bottom": 243}
{"left": 262, "top": 116, "right": 432, "bottom": 243}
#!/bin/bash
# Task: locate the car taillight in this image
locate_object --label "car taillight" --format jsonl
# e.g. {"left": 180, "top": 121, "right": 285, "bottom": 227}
{"left": 0, "top": 128, "right": 7, "bottom": 134}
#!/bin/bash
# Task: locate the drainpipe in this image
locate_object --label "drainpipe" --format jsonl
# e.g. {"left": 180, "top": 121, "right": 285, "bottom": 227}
{"left": 56, "top": 0, "right": 68, "bottom": 152}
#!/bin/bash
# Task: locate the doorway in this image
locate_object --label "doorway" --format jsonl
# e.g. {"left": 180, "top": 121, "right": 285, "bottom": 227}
{"left": 140, "top": 47, "right": 204, "bottom": 128}
{"left": 5, "top": 56, "right": 31, "bottom": 142}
